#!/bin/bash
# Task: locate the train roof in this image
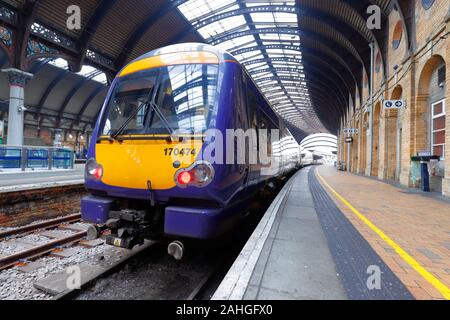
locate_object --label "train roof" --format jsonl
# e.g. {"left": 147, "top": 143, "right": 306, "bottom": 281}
{"left": 130, "top": 43, "right": 238, "bottom": 65}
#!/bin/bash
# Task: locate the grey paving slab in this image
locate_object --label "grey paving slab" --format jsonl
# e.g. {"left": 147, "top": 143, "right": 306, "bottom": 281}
{"left": 35, "top": 241, "right": 154, "bottom": 296}
{"left": 59, "top": 224, "right": 90, "bottom": 232}
{"left": 39, "top": 230, "right": 73, "bottom": 239}
{"left": 79, "top": 239, "right": 104, "bottom": 248}
{"left": 50, "top": 247, "right": 80, "bottom": 258}
{"left": 272, "top": 218, "right": 328, "bottom": 243}
{"left": 250, "top": 286, "right": 298, "bottom": 300}
{"left": 17, "top": 261, "right": 45, "bottom": 273}
{"left": 14, "top": 240, "right": 38, "bottom": 249}
{"left": 34, "top": 263, "right": 105, "bottom": 295}
{"left": 260, "top": 239, "right": 346, "bottom": 300}
{"left": 282, "top": 205, "right": 319, "bottom": 221}
{"left": 285, "top": 197, "right": 315, "bottom": 208}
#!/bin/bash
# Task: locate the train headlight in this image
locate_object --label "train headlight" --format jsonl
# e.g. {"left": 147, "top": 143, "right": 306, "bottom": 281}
{"left": 175, "top": 161, "right": 214, "bottom": 188}
{"left": 86, "top": 158, "right": 103, "bottom": 180}
{"left": 192, "top": 163, "right": 212, "bottom": 183}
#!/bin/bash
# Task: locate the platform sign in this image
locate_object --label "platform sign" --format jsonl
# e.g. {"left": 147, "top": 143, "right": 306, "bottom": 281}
{"left": 0, "top": 120, "right": 4, "bottom": 145}
{"left": 345, "top": 137, "right": 353, "bottom": 143}
{"left": 343, "top": 128, "right": 359, "bottom": 135}
{"left": 384, "top": 99, "right": 406, "bottom": 109}
{"left": 417, "top": 151, "right": 431, "bottom": 157}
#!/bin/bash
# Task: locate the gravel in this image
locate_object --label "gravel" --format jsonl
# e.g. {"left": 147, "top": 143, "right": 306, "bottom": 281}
{"left": 0, "top": 244, "right": 109, "bottom": 300}
{"left": 0, "top": 214, "right": 110, "bottom": 301}
{"left": 0, "top": 234, "right": 50, "bottom": 256}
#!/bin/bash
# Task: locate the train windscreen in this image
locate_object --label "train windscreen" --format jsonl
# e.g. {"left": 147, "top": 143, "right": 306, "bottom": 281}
{"left": 101, "top": 63, "right": 219, "bottom": 137}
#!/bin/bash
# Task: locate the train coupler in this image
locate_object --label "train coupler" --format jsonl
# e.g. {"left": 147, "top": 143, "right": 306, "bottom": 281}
{"left": 105, "top": 209, "right": 151, "bottom": 249}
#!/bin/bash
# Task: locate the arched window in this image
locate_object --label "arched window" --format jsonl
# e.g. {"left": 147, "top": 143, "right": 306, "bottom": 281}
{"left": 375, "top": 52, "right": 382, "bottom": 73}
{"left": 392, "top": 21, "right": 403, "bottom": 50}
{"left": 422, "top": 0, "right": 435, "bottom": 10}
{"left": 431, "top": 100, "right": 445, "bottom": 159}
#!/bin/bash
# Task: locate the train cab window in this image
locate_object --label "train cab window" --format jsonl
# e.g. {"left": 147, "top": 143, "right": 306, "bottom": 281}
{"left": 101, "top": 63, "right": 219, "bottom": 138}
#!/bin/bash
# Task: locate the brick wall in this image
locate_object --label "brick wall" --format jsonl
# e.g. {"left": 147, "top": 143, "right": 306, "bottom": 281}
{"left": 341, "top": 1, "right": 449, "bottom": 196}
{"left": 0, "top": 184, "right": 86, "bottom": 227}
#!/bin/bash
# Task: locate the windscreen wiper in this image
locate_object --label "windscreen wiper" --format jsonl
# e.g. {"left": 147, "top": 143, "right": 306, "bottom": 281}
{"left": 147, "top": 100, "right": 175, "bottom": 137}
{"left": 110, "top": 83, "right": 159, "bottom": 140}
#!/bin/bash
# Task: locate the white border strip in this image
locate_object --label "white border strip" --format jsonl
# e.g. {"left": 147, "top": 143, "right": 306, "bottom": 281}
{"left": 211, "top": 173, "right": 297, "bottom": 300}
{"left": 0, "top": 179, "right": 84, "bottom": 193}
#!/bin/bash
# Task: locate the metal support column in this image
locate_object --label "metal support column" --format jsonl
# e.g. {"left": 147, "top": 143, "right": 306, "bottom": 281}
{"left": 1, "top": 68, "right": 33, "bottom": 147}
{"left": 347, "top": 139, "right": 351, "bottom": 172}
{"left": 368, "top": 42, "right": 375, "bottom": 176}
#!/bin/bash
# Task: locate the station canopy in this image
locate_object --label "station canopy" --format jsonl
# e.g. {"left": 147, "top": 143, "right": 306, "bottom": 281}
{"left": 0, "top": 0, "right": 395, "bottom": 141}
{"left": 175, "top": 0, "right": 323, "bottom": 138}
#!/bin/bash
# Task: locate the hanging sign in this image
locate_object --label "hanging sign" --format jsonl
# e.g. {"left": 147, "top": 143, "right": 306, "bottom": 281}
{"left": 343, "top": 128, "right": 359, "bottom": 135}
{"left": 383, "top": 100, "right": 406, "bottom": 109}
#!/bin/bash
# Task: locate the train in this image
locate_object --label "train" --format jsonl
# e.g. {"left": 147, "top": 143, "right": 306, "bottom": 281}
{"left": 300, "top": 148, "right": 314, "bottom": 166}
{"left": 81, "top": 43, "right": 301, "bottom": 257}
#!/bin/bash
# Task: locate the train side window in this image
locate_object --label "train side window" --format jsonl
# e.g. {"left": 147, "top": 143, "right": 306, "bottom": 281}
{"left": 235, "top": 71, "right": 249, "bottom": 130}
{"left": 246, "top": 85, "right": 259, "bottom": 151}
{"left": 260, "top": 113, "right": 273, "bottom": 158}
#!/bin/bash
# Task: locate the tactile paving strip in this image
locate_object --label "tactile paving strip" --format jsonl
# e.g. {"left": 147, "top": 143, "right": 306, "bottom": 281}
{"left": 309, "top": 168, "right": 414, "bottom": 300}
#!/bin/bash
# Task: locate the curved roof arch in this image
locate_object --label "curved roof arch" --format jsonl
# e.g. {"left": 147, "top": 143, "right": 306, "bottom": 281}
{"left": 0, "top": 0, "right": 399, "bottom": 141}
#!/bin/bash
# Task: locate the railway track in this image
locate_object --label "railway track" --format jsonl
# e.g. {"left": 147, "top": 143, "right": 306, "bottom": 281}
{"left": 0, "top": 214, "right": 81, "bottom": 239}
{"left": 0, "top": 214, "right": 86, "bottom": 272}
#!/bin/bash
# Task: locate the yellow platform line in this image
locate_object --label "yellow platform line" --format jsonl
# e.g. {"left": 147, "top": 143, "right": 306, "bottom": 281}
{"left": 315, "top": 169, "right": 450, "bottom": 300}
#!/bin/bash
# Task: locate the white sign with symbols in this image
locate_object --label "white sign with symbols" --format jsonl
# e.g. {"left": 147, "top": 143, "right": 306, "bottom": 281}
{"left": 343, "top": 128, "right": 359, "bottom": 135}
{"left": 383, "top": 99, "right": 406, "bottom": 109}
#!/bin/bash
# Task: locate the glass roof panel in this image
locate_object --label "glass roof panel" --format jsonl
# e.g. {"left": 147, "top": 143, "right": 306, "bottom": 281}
{"left": 178, "top": 0, "right": 236, "bottom": 21}
{"left": 174, "top": 0, "right": 325, "bottom": 133}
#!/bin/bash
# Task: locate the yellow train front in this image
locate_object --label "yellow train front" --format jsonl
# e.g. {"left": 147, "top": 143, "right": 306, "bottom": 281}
{"left": 81, "top": 43, "right": 300, "bottom": 251}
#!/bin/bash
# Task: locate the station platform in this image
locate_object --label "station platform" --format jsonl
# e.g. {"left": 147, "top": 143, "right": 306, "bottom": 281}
{"left": 213, "top": 166, "right": 450, "bottom": 300}
{"left": 0, "top": 164, "right": 84, "bottom": 190}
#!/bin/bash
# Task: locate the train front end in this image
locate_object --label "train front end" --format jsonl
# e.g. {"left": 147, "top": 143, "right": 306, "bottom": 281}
{"left": 81, "top": 46, "right": 230, "bottom": 249}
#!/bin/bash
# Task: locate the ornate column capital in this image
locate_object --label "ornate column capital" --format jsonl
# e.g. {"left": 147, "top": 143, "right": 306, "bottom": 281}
{"left": 1, "top": 68, "right": 34, "bottom": 87}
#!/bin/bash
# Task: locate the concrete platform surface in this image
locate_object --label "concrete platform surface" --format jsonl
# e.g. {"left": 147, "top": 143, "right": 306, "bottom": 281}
{"left": 213, "top": 166, "right": 415, "bottom": 300}
{"left": 0, "top": 164, "right": 84, "bottom": 189}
